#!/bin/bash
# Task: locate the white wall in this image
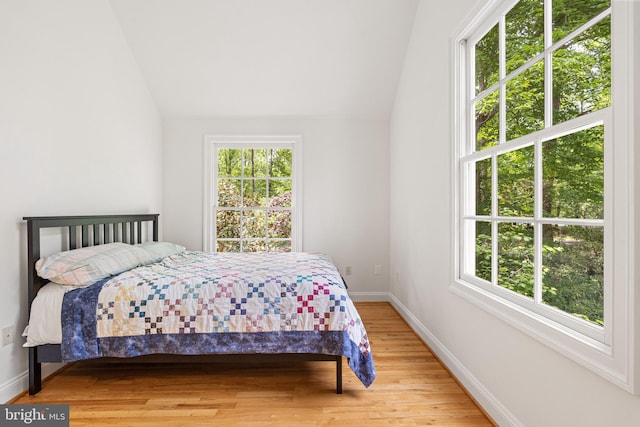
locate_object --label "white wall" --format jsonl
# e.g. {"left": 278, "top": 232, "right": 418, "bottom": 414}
{"left": 633, "top": 0, "right": 640, "bottom": 393}
{"left": 0, "top": 0, "right": 162, "bottom": 401}
{"left": 162, "top": 117, "right": 389, "bottom": 297}
{"left": 390, "top": 0, "right": 640, "bottom": 426}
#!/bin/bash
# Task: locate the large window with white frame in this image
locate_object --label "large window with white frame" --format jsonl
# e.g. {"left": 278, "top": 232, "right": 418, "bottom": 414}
{"left": 454, "top": 0, "right": 636, "bottom": 392}
{"left": 203, "top": 136, "right": 302, "bottom": 253}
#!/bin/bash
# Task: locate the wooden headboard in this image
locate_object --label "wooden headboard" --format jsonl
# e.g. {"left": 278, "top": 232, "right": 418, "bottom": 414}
{"left": 22, "top": 214, "right": 159, "bottom": 312}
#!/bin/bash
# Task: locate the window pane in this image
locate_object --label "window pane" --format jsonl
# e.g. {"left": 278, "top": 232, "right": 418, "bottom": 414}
{"left": 218, "top": 179, "right": 242, "bottom": 207}
{"left": 268, "top": 240, "right": 292, "bottom": 253}
{"left": 242, "top": 210, "right": 266, "bottom": 238}
{"left": 243, "top": 240, "right": 267, "bottom": 252}
{"left": 476, "top": 158, "right": 492, "bottom": 216}
{"left": 458, "top": 0, "right": 614, "bottom": 347}
{"left": 475, "top": 89, "right": 499, "bottom": 150}
{"left": 268, "top": 210, "right": 291, "bottom": 239}
{"left": 475, "top": 221, "right": 492, "bottom": 282}
{"left": 269, "top": 149, "right": 292, "bottom": 177}
{"left": 243, "top": 149, "right": 267, "bottom": 177}
{"left": 243, "top": 180, "right": 267, "bottom": 207}
{"left": 216, "top": 210, "right": 240, "bottom": 239}
{"left": 498, "top": 146, "right": 534, "bottom": 217}
{"left": 553, "top": 16, "right": 610, "bottom": 125}
{"left": 542, "top": 224, "right": 604, "bottom": 325}
{"left": 552, "top": 0, "right": 610, "bottom": 43}
{"left": 498, "top": 222, "right": 534, "bottom": 298}
{"left": 217, "top": 240, "right": 240, "bottom": 252}
{"left": 213, "top": 142, "right": 296, "bottom": 253}
{"left": 506, "top": 60, "right": 544, "bottom": 140}
{"left": 217, "top": 149, "right": 242, "bottom": 177}
{"left": 543, "top": 125, "right": 603, "bottom": 219}
{"left": 268, "top": 180, "right": 292, "bottom": 207}
{"left": 475, "top": 23, "right": 499, "bottom": 94}
{"left": 505, "top": 0, "right": 544, "bottom": 74}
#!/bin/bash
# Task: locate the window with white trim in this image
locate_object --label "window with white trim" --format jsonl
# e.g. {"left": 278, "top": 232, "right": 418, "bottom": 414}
{"left": 203, "top": 136, "right": 302, "bottom": 253}
{"left": 454, "top": 0, "right": 636, "bottom": 392}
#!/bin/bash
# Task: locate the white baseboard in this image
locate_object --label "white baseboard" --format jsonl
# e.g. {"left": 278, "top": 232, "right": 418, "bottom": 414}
{"left": 388, "top": 293, "right": 522, "bottom": 427}
{"left": 0, "top": 370, "right": 27, "bottom": 403}
{"left": 348, "top": 291, "right": 390, "bottom": 302}
{"left": 1, "top": 363, "right": 66, "bottom": 403}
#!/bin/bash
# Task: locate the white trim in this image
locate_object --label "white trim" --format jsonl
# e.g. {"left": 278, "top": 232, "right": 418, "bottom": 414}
{"left": 203, "top": 138, "right": 213, "bottom": 252}
{"left": 0, "top": 370, "right": 27, "bottom": 403}
{"left": 347, "top": 292, "right": 390, "bottom": 303}
{"left": 202, "top": 135, "right": 303, "bottom": 253}
{"left": 388, "top": 293, "right": 523, "bottom": 427}
{"left": 612, "top": 0, "right": 637, "bottom": 394}
{"left": 462, "top": 109, "right": 607, "bottom": 162}
{"left": 452, "top": 0, "right": 637, "bottom": 393}
{"left": 450, "top": 280, "right": 629, "bottom": 386}
{"left": 1, "top": 363, "right": 65, "bottom": 403}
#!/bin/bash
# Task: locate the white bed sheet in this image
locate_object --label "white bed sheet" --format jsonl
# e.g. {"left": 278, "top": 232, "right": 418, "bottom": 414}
{"left": 22, "top": 282, "right": 68, "bottom": 347}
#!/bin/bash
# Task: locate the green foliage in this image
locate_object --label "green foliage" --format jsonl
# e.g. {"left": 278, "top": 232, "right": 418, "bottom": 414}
{"left": 553, "top": 16, "right": 611, "bottom": 123}
{"left": 216, "top": 148, "right": 293, "bottom": 252}
{"left": 475, "top": 90, "right": 500, "bottom": 150}
{"left": 475, "top": 24, "right": 499, "bottom": 93}
{"left": 475, "top": 159, "right": 492, "bottom": 216}
{"left": 498, "top": 147, "right": 534, "bottom": 217}
{"left": 475, "top": 222, "right": 492, "bottom": 281}
{"left": 505, "top": 0, "right": 544, "bottom": 74}
{"left": 543, "top": 126, "right": 604, "bottom": 219}
{"left": 497, "top": 223, "right": 535, "bottom": 298}
{"left": 506, "top": 61, "right": 545, "bottom": 140}
{"left": 472, "top": 0, "right": 610, "bottom": 325}
{"left": 542, "top": 226, "right": 604, "bottom": 325}
{"left": 552, "top": 0, "right": 610, "bottom": 43}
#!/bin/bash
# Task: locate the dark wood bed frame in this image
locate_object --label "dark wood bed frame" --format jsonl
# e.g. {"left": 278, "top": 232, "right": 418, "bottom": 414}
{"left": 23, "top": 214, "right": 342, "bottom": 395}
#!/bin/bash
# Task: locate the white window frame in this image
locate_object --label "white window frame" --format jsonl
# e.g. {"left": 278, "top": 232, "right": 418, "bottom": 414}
{"left": 203, "top": 135, "right": 303, "bottom": 253}
{"left": 452, "top": 0, "right": 637, "bottom": 393}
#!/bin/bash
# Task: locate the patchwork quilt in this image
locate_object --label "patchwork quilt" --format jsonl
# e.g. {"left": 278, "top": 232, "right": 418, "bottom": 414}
{"left": 61, "top": 251, "right": 375, "bottom": 387}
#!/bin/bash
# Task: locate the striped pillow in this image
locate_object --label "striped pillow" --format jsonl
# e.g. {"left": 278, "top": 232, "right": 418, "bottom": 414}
{"left": 136, "top": 241, "right": 185, "bottom": 263}
{"left": 35, "top": 242, "right": 154, "bottom": 287}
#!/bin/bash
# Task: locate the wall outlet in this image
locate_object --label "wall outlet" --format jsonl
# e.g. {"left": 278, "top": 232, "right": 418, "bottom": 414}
{"left": 344, "top": 266, "right": 352, "bottom": 276}
{"left": 2, "top": 325, "right": 15, "bottom": 346}
{"left": 374, "top": 264, "right": 383, "bottom": 275}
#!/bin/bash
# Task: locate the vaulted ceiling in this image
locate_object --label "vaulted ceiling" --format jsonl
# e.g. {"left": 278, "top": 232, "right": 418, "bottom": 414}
{"left": 109, "top": 0, "right": 419, "bottom": 119}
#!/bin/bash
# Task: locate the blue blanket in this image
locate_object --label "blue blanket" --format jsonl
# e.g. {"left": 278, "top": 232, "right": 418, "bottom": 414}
{"left": 62, "top": 251, "right": 375, "bottom": 387}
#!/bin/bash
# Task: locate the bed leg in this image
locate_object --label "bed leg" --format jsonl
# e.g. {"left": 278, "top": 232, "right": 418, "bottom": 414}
{"left": 336, "top": 356, "right": 343, "bottom": 394}
{"left": 29, "top": 347, "right": 42, "bottom": 395}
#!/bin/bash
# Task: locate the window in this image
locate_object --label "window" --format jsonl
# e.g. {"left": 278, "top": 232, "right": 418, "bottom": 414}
{"left": 203, "top": 136, "right": 302, "bottom": 252}
{"left": 454, "top": 0, "right": 637, "bottom": 392}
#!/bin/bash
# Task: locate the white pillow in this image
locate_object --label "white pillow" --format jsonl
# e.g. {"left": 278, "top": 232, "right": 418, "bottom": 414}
{"left": 35, "top": 242, "right": 154, "bottom": 287}
{"left": 137, "top": 241, "right": 186, "bottom": 263}
{"left": 22, "top": 282, "right": 68, "bottom": 347}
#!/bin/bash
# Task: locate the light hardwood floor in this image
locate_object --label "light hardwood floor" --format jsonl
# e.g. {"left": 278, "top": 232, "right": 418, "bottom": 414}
{"left": 12, "top": 302, "right": 494, "bottom": 426}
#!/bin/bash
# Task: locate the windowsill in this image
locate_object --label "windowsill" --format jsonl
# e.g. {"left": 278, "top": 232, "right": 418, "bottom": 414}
{"left": 450, "top": 278, "right": 635, "bottom": 393}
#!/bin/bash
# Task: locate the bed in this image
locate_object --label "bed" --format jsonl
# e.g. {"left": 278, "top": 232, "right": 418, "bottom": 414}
{"left": 23, "top": 214, "right": 375, "bottom": 395}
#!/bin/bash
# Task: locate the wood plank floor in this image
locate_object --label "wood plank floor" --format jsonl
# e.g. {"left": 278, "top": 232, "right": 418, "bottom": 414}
{"left": 12, "top": 302, "right": 494, "bottom": 426}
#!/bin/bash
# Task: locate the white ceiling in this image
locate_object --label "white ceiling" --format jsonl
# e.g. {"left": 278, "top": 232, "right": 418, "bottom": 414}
{"left": 109, "top": 0, "right": 419, "bottom": 119}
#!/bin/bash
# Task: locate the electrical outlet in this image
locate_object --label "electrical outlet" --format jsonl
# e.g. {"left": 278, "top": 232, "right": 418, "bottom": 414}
{"left": 2, "top": 325, "right": 15, "bottom": 346}
{"left": 374, "top": 264, "right": 383, "bottom": 275}
{"left": 345, "top": 266, "right": 352, "bottom": 276}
